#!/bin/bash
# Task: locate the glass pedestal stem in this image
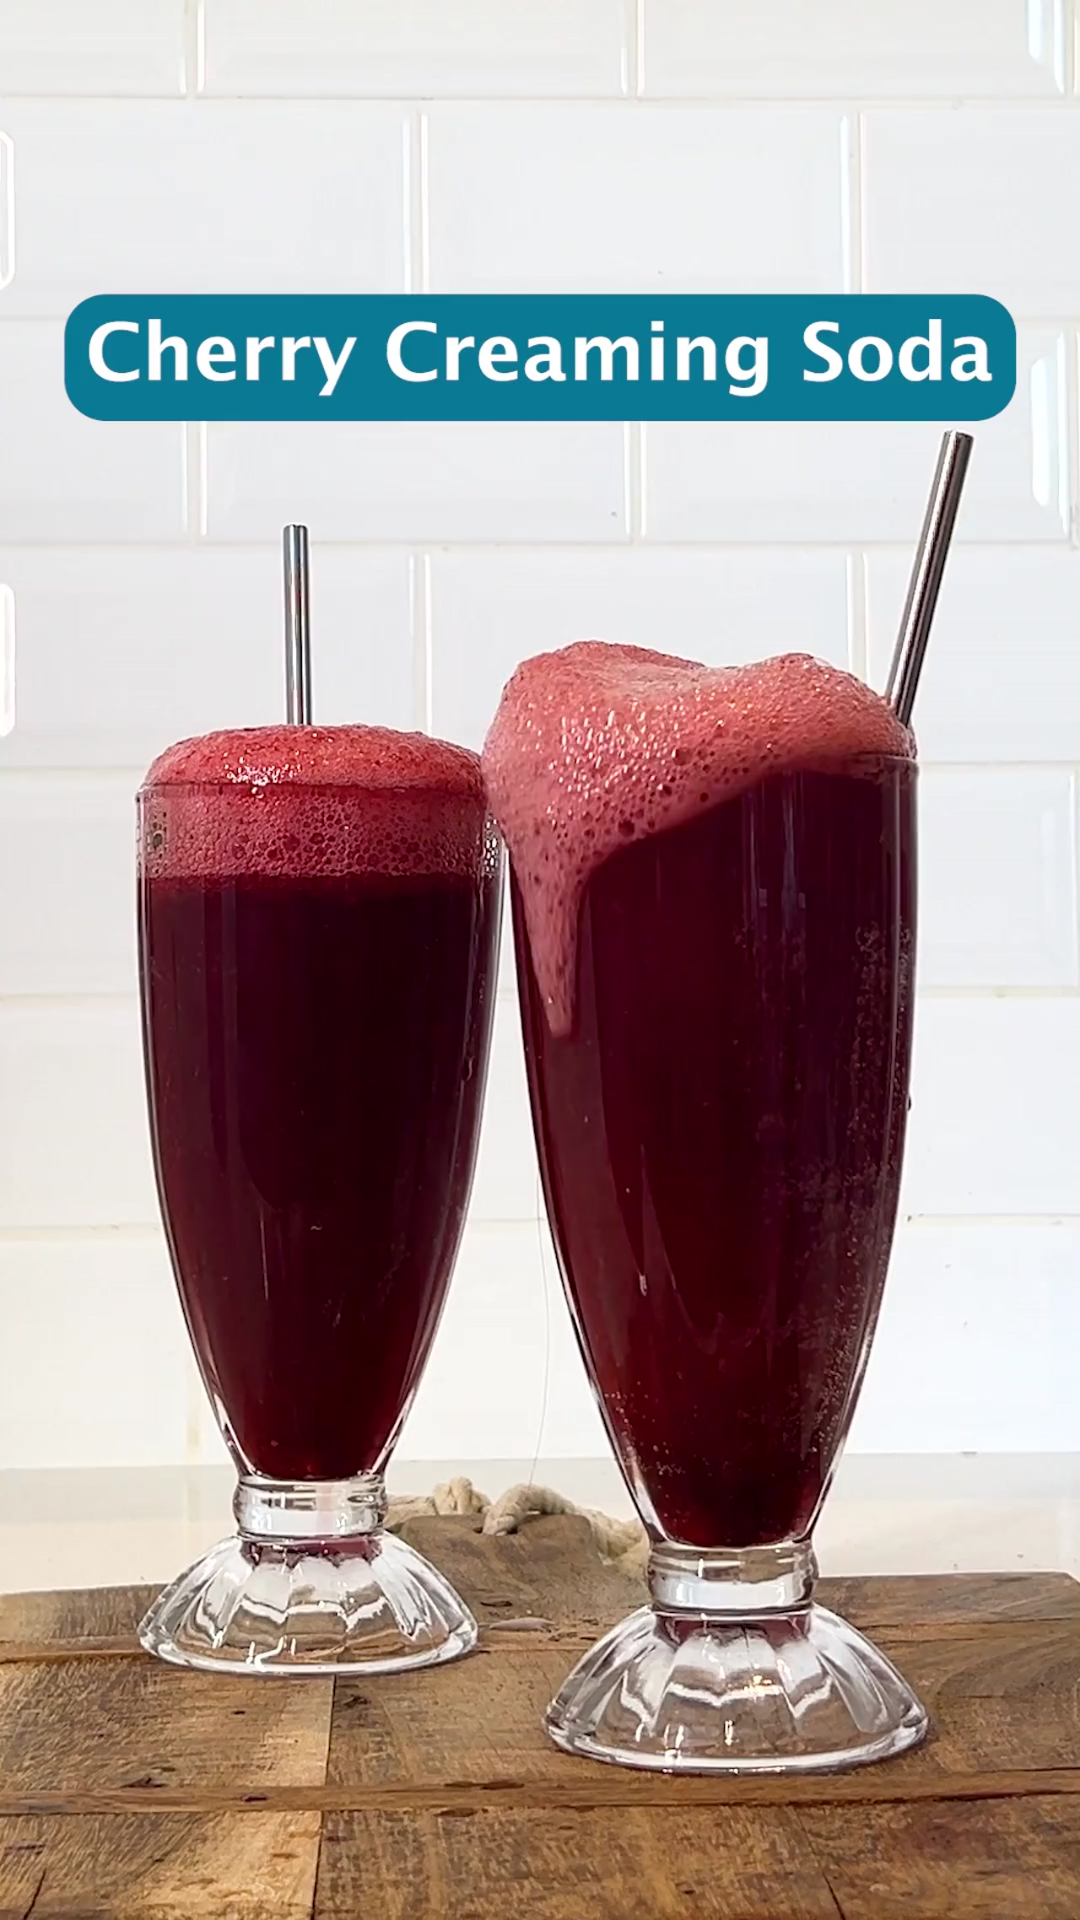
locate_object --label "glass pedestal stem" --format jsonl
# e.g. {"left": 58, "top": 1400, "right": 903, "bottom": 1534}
{"left": 546, "top": 1531, "right": 928, "bottom": 1774}
{"left": 234, "top": 1472, "right": 388, "bottom": 1545}
{"left": 139, "top": 1469, "right": 477, "bottom": 1676}
{"left": 647, "top": 1539, "right": 817, "bottom": 1617}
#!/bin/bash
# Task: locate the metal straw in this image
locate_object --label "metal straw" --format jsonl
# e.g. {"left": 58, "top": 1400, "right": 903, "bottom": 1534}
{"left": 885, "top": 430, "right": 973, "bottom": 727}
{"left": 283, "top": 523, "right": 312, "bottom": 724}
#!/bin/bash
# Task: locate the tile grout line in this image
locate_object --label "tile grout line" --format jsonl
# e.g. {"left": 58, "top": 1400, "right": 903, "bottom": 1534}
{"left": 840, "top": 108, "right": 865, "bottom": 294}
{"left": 1068, "top": 327, "right": 1080, "bottom": 546}
{"left": 0, "top": 994, "right": 139, "bottom": 1011}
{"left": 184, "top": 1354, "right": 205, "bottom": 1468}
{"left": 1072, "top": 751, "right": 1080, "bottom": 985}
{"left": 1052, "top": 328, "right": 1072, "bottom": 541}
{"left": 405, "top": 108, "right": 430, "bottom": 295}
{"left": 848, "top": 552, "right": 870, "bottom": 681}
{"left": 5, "top": 307, "right": 1080, "bottom": 329}
{"left": 626, "top": 422, "right": 645, "bottom": 538}
{"left": 5, "top": 983, "right": 1080, "bottom": 1011}
{"left": 410, "top": 552, "right": 433, "bottom": 732}
{"left": 916, "top": 984, "right": 1080, "bottom": 998}
{"left": 0, "top": 584, "right": 14, "bottom": 739}
{"left": 402, "top": 95, "right": 431, "bottom": 770}
{"left": 4, "top": 1214, "right": 1071, "bottom": 1243}
{"left": 854, "top": 105, "right": 868, "bottom": 291}
{"left": 6, "top": 91, "right": 1080, "bottom": 107}
{"left": 0, "top": 1226, "right": 165, "bottom": 1244}
{"left": 2, "top": 538, "right": 1080, "bottom": 556}
{"left": 419, "top": 111, "right": 431, "bottom": 291}
{"left": 198, "top": 420, "right": 210, "bottom": 538}
{"left": 0, "top": 132, "right": 14, "bottom": 293}
{"left": 900, "top": 1212, "right": 1080, "bottom": 1226}
{"left": 0, "top": 768, "right": 147, "bottom": 784}
{"left": 4, "top": 536, "right": 1080, "bottom": 554}
{"left": 178, "top": 0, "right": 207, "bottom": 574}
{"left": 181, "top": 423, "right": 206, "bottom": 541}
{"left": 4, "top": 535, "right": 1080, "bottom": 549}
{"left": 629, "top": 0, "right": 645, "bottom": 98}
{"left": 182, "top": 0, "right": 204, "bottom": 98}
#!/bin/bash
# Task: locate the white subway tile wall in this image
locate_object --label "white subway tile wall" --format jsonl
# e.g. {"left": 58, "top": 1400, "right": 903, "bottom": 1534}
{"left": 396, "top": 1220, "right": 607, "bottom": 1465}
{"left": 848, "top": 1220, "right": 1080, "bottom": 1455}
{"left": 644, "top": 330, "right": 1072, "bottom": 543}
{"left": 0, "top": 1236, "right": 191, "bottom": 1470}
{"left": 0, "top": 3, "right": 186, "bottom": 97}
{"left": 204, "top": 421, "right": 628, "bottom": 542}
{"left": 918, "top": 768, "right": 1079, "bottom": 988}
{"left": 866, "top": 548, "right": 1080, "bottom": 761}
{"left": 0, "top": 102, "right": 408, "bottom": 315}
{"left": 0, "top": 1005, "right": 156, "bottom": 1229}
{"left": 425, "top": 105, "right": 847, "bottom": 294}
{"left": 863, "top": 109, "right": 1080, "bottom": 312}
{"left": 0, "top": 327, "right": 186, "bottom": 543}
{"left": 0, "top": 547, "right": 414, "bottom": 766}
{"left": 641, "top": 1, "right": 1069, "bottom": 100}
{"left": 1, "top": 3, "right": 1079, "bottom": 1471}
{"left": 0, "top": 775, "right": 139, "bottom": 995}
{"left": 199, "top": 0, "right": 630, "bottom": 100}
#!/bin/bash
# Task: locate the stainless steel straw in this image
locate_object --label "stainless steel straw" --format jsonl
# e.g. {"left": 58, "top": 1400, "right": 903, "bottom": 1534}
{"left": 885, "top": 430, "right": 973, "bottom": 727}
{"left": 282, "top": 523, "right": 312, "bottom": 724}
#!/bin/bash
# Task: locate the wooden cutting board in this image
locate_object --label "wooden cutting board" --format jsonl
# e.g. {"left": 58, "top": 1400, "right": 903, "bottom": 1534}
{"left": 0, "top": 1513, "right": 1077, "bottom": 1917}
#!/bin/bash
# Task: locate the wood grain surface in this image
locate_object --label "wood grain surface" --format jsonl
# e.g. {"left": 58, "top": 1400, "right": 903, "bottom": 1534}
{"left": 0, "top": 1514, "right": 1076, "bottom": 1917}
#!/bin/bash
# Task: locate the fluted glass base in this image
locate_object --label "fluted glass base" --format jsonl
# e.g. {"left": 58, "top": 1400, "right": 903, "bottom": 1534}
{"left": 546, "top": 1541, "right": 928, "bottom": 1774}
{"left": 138, "top": 1473, "right": 477, "bottom": 1677}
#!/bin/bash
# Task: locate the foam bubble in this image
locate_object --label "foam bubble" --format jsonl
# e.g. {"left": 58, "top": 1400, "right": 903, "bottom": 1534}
{"left": 140, "top": 724, "right": 493, "bottom": 882}
{"left": 481, "top": 643, "right": 913, "bottom": 1033}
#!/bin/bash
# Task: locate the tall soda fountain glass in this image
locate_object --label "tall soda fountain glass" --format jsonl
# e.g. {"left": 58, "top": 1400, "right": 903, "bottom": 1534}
{"left": 138, "top": 725, "right": 500, "bottom": 1674}
{"left": 484, "top": 645, "right": 927, "bottom": 1772}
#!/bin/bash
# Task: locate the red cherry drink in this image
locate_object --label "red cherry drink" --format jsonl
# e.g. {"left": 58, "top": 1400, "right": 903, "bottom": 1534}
{"left": 485, "top": 647, "right": 915, "bottom": 1551}
{"left": 483, "top": 642, "right": 926, "bottom": 1773}
{"left": 139, "top": 725, "right": 499, "bottom": 1482}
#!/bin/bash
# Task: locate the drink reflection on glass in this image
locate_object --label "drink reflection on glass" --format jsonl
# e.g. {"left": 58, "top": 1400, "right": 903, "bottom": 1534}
{"left": 484, "top": 644, "right": 928, "bottom": 1773}
{"left": 138, "top": 724, "right": 500, "bottom": 1674}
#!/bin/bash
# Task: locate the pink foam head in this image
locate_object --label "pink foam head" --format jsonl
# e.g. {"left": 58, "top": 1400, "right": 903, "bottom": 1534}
{"left": 140, "top": 724, "right": 494, "bottom": 883}
{"left": 482, "top": 643, "right": 914, "bottom": 1033}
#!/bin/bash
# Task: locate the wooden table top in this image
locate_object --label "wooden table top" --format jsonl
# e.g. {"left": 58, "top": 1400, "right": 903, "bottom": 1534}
{"left": 0, "top": 1512, "right": 1077, "bottom": 1917}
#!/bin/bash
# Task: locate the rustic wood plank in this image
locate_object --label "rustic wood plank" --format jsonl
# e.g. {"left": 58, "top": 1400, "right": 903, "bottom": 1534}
{"left": 398, "top": 1522, "right": 1080, "bottom": 1634}
{"left": 879, "top": 1618, "right": 1080, "bottom": 1701}
{"left": 869, "top": 1620, "right": 1080, "bottom": 1776}
{"left": 0, "top": 1547, "right": 1073, "bottom": 1658}
{"left": 313, "top": 1807, "right": 845, "bottom": 1920}
{"left": 1, "top": 1794, "right": 1077, "bottom": 1915}
{"left": 799, "top": 1798, "right": 1080, "bottom": 1919}
{"left": 0, "top": 1657, "right": 333, "bottom": 1794}
{"left": 820, "top": 1572, "right": 1080, "bottom": 1631}
{"left": 324, "top": 1611, "right": 1080, "bottom": 1797}
{"left": 396, "top": 1514, "right": 644, "bottom": 1631}
{"left": 327, "top": 1644, "right": 571, "bottom": 1787}
{"left": 0, "top": 1521, "right": 1077, "bottom": 1916}
{"left": 0, "top": 1586, "right": 154, "bottom": 1647}
{"left": 0, "top": 1812, "right": 321, "bottom": 1918}
{"left": 0, "top": 1637, "right": 143, "bottom": 1669}
{"left": 2, "top": 1767, "right": 1080, "bottom": 1820}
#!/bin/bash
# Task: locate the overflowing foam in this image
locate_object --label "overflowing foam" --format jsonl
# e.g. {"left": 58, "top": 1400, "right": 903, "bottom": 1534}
{"left": 482, "top": 644, "right": 913, "bottom": 1033}
{"left": 140, "top": 724, "right": 492, "bottom": 882}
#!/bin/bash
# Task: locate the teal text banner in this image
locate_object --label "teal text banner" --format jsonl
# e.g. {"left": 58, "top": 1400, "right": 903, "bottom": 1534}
{"left": 65, "top": 294, "right": 1014, "bottom": 423}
